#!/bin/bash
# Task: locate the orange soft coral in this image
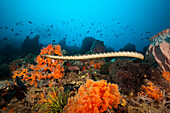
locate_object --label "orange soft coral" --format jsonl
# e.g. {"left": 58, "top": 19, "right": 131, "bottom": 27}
{"left": 64, "top": 79, "right": 121, "bottom": 113}
{"left": 161, "top": 71, "right": 170, "bottom": 83}
{"left": 12, "top": 44, "right": 64, "bottom": 87}
{"left": 138, "top": 81, "right": 163, "bottom": 102}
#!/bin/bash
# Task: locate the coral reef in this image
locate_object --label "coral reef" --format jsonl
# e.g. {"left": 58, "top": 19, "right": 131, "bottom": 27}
{"left": 0, "top": 42, "right": 169, "bottom": 113}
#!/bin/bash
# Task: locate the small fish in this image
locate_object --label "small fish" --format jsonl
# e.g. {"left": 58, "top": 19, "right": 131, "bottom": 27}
{"left": 120, "top": 99, "right": 126, "bottom": 107}
{"left": 145, "top": 37, "right": 149, "bottom": 39}
{"left": 71, "top": 19, "right": 75, "bottom": 22}
{"left": 0, "top": 27, "right": 2, "bottom": 29}
{"left": 117, "top": 22, "right": 120, "bottom": 24}
{"left": 11, "top": 29, "right": 14, "bottom": 32}
{"left": 28, "top": 21, "right": 32, "bottom": 24}
{"left": 15, "top": 33, "right": 20, "bottom": 36}
{"left": 5, "top": 27, "right": 8, "bottom": 29}
{"left": 87, "top": 31, "right": 89, "bottom": 33}
{"left": 73, "top": 39, "right": 75, "bottom": 42}
{"left": 30, "top": 32, "right": 33, "bottom": 34}
{"left": 53, "top": 40, "right": 55, "bottom": 42}
{"left": 141, "top": 38, "right": 144, "bottom": 40}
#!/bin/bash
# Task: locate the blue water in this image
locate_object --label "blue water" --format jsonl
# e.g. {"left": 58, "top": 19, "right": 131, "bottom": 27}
{"left": 0, "top": 0, "right": 169, "bottom": 51}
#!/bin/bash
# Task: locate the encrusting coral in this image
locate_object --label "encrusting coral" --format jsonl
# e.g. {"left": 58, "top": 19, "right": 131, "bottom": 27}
{"left": 63, "top": 79, "right": 121, "bottom": 113}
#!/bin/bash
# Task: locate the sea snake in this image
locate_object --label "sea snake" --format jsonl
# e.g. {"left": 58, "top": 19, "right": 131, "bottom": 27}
{"left": 41, "top": 51, "right": 144, "bottom": 60}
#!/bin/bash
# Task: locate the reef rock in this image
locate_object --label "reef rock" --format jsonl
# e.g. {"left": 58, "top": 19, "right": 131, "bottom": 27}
{"left": 120, "top": 43, "right": 136, "bottom": 51}
{"left": 81, "top": 37, "right": 95, "bottom": 54}
{"left": 90, "top": 40, "right": 105, "bottom": 53}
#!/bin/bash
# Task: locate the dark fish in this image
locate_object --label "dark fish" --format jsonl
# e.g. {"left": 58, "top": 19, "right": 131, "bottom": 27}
{"left": 0, "top": 27, "right": 2, "bottom": 29}
{"left": 5, "top": 27, "right": 8, "bottom": 29}
{"left": 141, "top": 38, "right": 144, "bottom": 40}
{"left": 16, "top": 23, "right": 18, "bottom": 25}
{"left": 117, "top": 22, "right": 120, "bottom": 24}
{"left": 28, "top": 21, "right": 32, "bottom": 24}
{"left": 12, "top": 29, "right": 14, "bottom": 32}
{"left": 96, "top": 30, "right": 99, "bottom": 33}
{"left": 79, "top": 34, "right": 82, "bottom": 36}
{"left": 73, "top": 39, "right": 75, "bottom": 42}
{"left": 71, "top": 19, "right": 75, "bottom": 22}
{"left": 3, "top": 37, "right": 8, "bottom": 40}
{"left": 114, "top": 34, "right": 119, "bottom": 38}
{"left": 81, "top": 25, "right": 84, "bottom": 27}
{"left": 146, "top": 37, "right": 149, "bottom": 39}
{"left": 69, "top": 41, "right": 70, "bottom": 43}
{"left": 145, "top": 31, "right": 150, "bottom": 34}
{"left": 140, "top": 34, "right": 143, "bottom": 36}
{"left": 30, "top": 32, "right": 33, "bottom": 34}
{"left": 20, "top": 30, "right": 22, "bottom": 32}
{"left": 51, "top": 25, "right": 53, "bottom": 28}
{"left": 48, "top": 34, "right": 51, "bottom": 36}
{"left": 87, "top": 31, "right": 89, "bottom": 33}
{"left": 100, "top": 34, "right": 103, "bottom": 36}
{"left": 53, "top": 40, "right": 55, "bottom": 42}
{"left": 15, "top": 33, "right": 20, "bottom": 36}
{"left": 65, "top": 34, "right": 67, "bottom": 37}
{"left": 91, "top": 23, "right": 94, "bottom": 25}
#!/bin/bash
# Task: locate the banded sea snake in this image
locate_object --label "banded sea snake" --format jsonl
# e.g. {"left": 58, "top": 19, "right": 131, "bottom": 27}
{"left": 42, "top": 51, "right": 144, "bottom": 60}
